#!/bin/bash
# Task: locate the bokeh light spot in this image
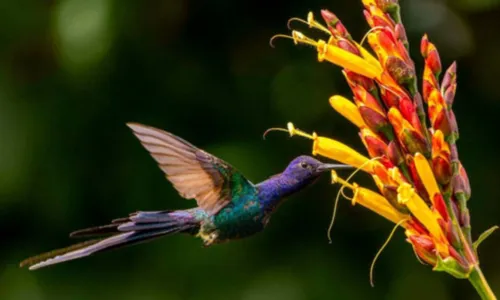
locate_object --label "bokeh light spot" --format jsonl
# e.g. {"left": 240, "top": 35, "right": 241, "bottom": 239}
{"left": 53, "top": 0, "right": 114, "bottom": 74}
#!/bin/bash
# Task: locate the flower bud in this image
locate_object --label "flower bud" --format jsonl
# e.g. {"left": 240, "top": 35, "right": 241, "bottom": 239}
{"left": 421, "top": 34, "right": 442, "bottom": 76}
{"left": 360, "top": 128, "right": 388, "bottom": 158}
{"left": 401, "top": 128, "right": 430, "bottom": 157}
{"left": 433, "top": 193, "right": 449, "bottom": 222}
{"left": 408, "top": 235, "right": 437, "bottom": 265}
{"left": 385, "top": 56, "right": 415, "bottom": 85}
{"left": 343, "top": 70, "right": 377, "bottom": 93}
{"left": 453, "top": 162, "right": 471, "bottom": 201}
{"left": 395, "top": 23, "right": 408, "bottom": 47}
{"left": 441, "top": 62, "right": 457, "bottom": 93}
{"left": 337, "top": 39, "right": 361, "bottom": 56}
{"left": 387, "top": 141, "right": 404, "bottom": 166}
{"left": 321, "top": 9, "right": 350, "bottom": 39}
{"left": 359, "top": 106, "right": 392, "bottom": 139}
{"left": 375, "top": 0, "right": 399, "bottom": 13}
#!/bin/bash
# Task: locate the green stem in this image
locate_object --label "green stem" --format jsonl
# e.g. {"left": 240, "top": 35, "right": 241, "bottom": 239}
{"left": 469, "top": 265, "right": 497, "bottom": 300}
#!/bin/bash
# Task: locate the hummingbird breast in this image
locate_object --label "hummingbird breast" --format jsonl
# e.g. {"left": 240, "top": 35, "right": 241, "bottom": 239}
{"left": 204, "top": 196, "right": 268, "bottom": 243}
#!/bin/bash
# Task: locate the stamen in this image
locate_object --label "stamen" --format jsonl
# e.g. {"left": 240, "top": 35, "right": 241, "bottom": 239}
{"left": 327, "top": 157, "right": 381, "bottom": 243}
{"left": 269, "top": 34, "right": 296, "bottom": 48}
{"left": 269, "top": 31, "right": 319, "bottom": 48}
{"left": 370, "top": 218, "right": 408, "bottom": 287}
{"left": 327, "top": 171, "right": 347, "bottom": 244}
{"left": 287, "top": 122, "right": 317, "bottom": 139}
{"left": 286, "top": 12, "right": 331, "bottom": 35}
{"left": 292, "top": 31, "right": 318, "bottom": 47}
{"left": 307, "top": 12, "right": 331, "bottom": 34}
{"left": 287, "top": 17, "right": 309, "bottom": 29}
{"left": 262, "top": 127, "right": 290, "bottom": 139}
{"left": 360, "top": 26, "right": 385, "bottom": 47}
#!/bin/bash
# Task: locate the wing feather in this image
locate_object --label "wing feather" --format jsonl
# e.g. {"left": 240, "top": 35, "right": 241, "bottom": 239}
{"left": 127, "top": 123, "right": 251, "bottom": 215}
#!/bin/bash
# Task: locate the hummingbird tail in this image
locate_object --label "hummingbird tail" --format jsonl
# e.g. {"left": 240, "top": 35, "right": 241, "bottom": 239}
{"left": 20, "top": 210, "right": 200, "bottom": 270}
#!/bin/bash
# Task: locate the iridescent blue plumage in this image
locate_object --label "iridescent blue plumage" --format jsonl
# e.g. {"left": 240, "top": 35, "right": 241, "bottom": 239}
{"left": 20, "top": 123, "right": 352, "bottom": 270}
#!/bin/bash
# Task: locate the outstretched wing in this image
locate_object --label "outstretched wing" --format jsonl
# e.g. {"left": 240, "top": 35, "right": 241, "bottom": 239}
{"left": 127, "top": 123, "right": 253, "bottom": 215}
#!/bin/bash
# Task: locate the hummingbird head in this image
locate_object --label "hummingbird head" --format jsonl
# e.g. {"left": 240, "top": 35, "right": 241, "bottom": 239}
{"left": 283, "top": 155, "right": 353, "bottom": 182}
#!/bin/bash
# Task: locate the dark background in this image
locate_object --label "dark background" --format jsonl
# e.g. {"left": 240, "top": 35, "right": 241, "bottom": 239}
{"left": 1, "top": 0, "right": 499, "bottom": 299}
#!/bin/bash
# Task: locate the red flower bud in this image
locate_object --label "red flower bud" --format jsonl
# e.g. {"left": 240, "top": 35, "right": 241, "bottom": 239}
{"left": 407, "top": 155, "right": 431, "bottom": 203}
{"left": 422, "top": 79, "right": 434, "bottom": 102}
{"left": 445, "top": 219, "right": 461, "bottom": 249}
{"left": 375, "top": 0, "right": 399, "bottom": 13}
{"left": 401, "top": 128, "right": 431, "bottom": 157}
{"left": 395, "top": 23, "right": 408, "bottom": 46}
{"left": 359, "top": 106, "right": 391, "bottom": 139}
{"left": 408, "top": 235, "right": 437, "bottom": 265}
{"left": 453, "top": 163, "right": 471, "bottom": 201}
{"left": 421, "top": 34, "right": 430, "bottom": 58}
{"left": 441, "top": 62, "right": 457, "bottom": 92}
{"left": 320, "top": 9, "right": 338, "bottom": 26}
{"left": 385, "top": 56, "right": 415, "bottom": 85}
{"left": 380, "top": 85, "right": 400, "bottom": 108}
{"left": 353, "top": 85, "right": 384, "bottom": 113}
{"left": 343, "top": 70, "right": 377, "bottom": 92}
{"left": 337, "top": 39, "right": 361, "bottom": 56}
{"left": 433, "top": 193, "right": 449, "bottom": 222}
{"left": 361, "top": 129, "right": 388, "bottom": 158}
{"left": 443, "top": 84, "right": 457, "bottom": 109}
{"left": 387, "top": 141, "right": 404, "bottom": 165}
{"left": 321, "top": 9, "right": 350, "bottom": 39}
{"left": 433, "top": 156, "right": 452, "bottom": 185}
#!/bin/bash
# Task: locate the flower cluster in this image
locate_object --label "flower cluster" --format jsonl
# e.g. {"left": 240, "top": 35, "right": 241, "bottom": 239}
{"left": 272, "top": 0, "right": 497, "bottom": 295}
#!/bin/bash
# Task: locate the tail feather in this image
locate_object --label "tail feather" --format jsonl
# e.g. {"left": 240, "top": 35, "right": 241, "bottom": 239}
{"left": 20, "top": 210, "right": 199, "bottom": 270}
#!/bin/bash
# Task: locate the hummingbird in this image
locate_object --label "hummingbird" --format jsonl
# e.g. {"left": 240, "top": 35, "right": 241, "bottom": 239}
{"left": 20, "top": 123, "right": 352, "bottom": 270}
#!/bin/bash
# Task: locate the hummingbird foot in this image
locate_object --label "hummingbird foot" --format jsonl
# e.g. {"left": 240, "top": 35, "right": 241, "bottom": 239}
{"left": 196, "top": 230, "right": 219, "bottom": 247}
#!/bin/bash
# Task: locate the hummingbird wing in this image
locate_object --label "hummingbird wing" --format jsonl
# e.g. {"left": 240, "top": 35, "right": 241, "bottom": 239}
{"left": 127, "top": 122, "right": 253, "bottom": 215}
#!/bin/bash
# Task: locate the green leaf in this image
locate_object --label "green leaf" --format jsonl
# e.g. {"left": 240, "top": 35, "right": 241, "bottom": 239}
{"left": 473, "top": 225, "right": 499, "bottom": 251}
{"left": 433, "top": 256, "right": 471, "bottom": 279}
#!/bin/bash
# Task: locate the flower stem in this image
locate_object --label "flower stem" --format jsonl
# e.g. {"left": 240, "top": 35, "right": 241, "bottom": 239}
{"left": 469, "top": 264, "right": 497, "bottom": 300}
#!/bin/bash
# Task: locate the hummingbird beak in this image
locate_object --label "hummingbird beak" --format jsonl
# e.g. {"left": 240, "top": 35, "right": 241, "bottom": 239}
{"left": 316, "top": 163, "right": 354, "bottom": 173}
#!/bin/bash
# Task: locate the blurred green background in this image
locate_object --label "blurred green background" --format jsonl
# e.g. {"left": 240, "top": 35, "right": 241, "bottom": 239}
{"left": 1, "top": 0, "right": 499, "bottom": 299}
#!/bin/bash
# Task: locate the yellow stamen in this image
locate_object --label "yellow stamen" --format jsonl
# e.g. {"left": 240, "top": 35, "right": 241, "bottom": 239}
{"left": 269, "top": 31, "right": 318, "bottom": 48}
{"left": 329, "top": 95, "right": 366, "bottom": 128}
{"left": 331, "top": 172, "right": 408, "bottom": 224}
{"left": 316, "top": 40, "right": 383, "bottom": 79}
{"left": 286, "top": 12, "right": 331, "bottom": 35}
{"left": 328, "top": 158, "right": 380, "bottom": 243}
{"left": 397, "top": 183, "right": 449, "bottom": 255}
{"left": 413, "top": 152, "right": 441, "bottom": 200}
{"left": 370, "top": 218, "right": 408, "bottom": 287}
{"left": 287, "top": 122, "right": 373, "bottom": 172}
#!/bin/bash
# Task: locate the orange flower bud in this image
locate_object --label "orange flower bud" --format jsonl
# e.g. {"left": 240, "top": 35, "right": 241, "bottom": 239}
{"left": 353, "top": 85, "right": 384, "bottom": 114}
{"left": 408, "top": 234, "right": 437, "bottom": 265}
{"left": 433, "top": 193, "right": 449, "bottom": 222}
{"left": 387, "top": 141, "right": 404, "bottom": 166}
{"left": 385, "top": 56, "right": 415, "bottom": 85}
{"left": 361, "top": 128, "right": 388, "bottom": 158}
{"left": 337, "top": 39, "right": 361, "bottom": 56}
{"left": 421, "top": 35, "right": 442, "bottom": 76}
{"left": 320, "top": 9, "right": 350, "bottom": 39}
